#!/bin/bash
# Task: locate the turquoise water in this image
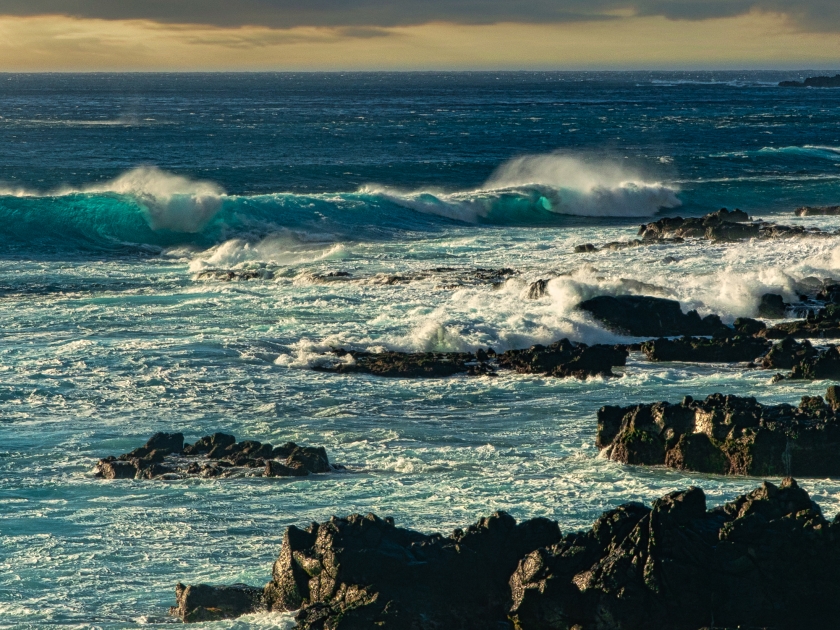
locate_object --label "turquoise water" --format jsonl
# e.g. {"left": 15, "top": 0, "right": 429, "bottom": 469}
{"left": 3, "top": 72, "right": 840, "bottom": 627}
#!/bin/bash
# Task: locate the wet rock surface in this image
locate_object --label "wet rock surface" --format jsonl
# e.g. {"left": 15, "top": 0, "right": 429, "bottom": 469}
{"left": 172, "top": 480, "right": 840, "bottom": 629}
{"left": 640, "top": 335, "right": 771, "bottom": 363}
{"left": 510, "top": 478, "right": 838, "bottom": 630}
{"left": 578, "top": 295, "right": 728, "bottom": 337}
{"left": 796, "top": 205, "right": 840, "bottom": 216}
{"left": 761, "top": 303, "right": 840, "bottom": 338}
{"left": 93, "top": 432, "right": 338, "bottom": 480}
{"left": 318, "top": 339, "right": 629, "bottom": 380}
{"left": 638, "top": 208, "right": 824, "bottom": 242}
{"left": 170, "top": 583, "right": 264, "bottom": 622}
{"left": 597, "top": 389, "right": 840, "bottom": 476}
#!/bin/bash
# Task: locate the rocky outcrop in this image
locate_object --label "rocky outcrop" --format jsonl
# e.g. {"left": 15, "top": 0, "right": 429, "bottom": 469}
{"left": 264, "top": 511, "right": 562, "bottom": 628}
{"left": 761, "top": 303, "right": 840, "bottom": 338}
{"left": 510, "top": 478, "right": 839, "bottom": 630}
{"left": 578, "top": 295, "right": 728, "bottom": 337}
{"left": 760, "top": 337, "right": 840, "bottom": 381}
{"left": 318, "top": 339, "right": 629, "bottom": 380}
{"left": 93, "top": 433, "right": 338, "bottom": 480}
{"left": 170, "top": 583, "right": 264, "bottom": 622}
{"left": 780, "top": 74, "right": 840, "bottom": 87}
{"left": 597, "top": 389, "right": 840, "bottom": 476}
{"left": 758, "top": 293, "right": 787, "bottom": 319}
{"left": 640, "top": 335, "right": 770, "bottom": 363}
{"left": 795, "top": 205, "right": 840, "bottom": 216}
{"left": 497, "top": 339, "right": 628, "bottom": 379}
{"left": 172, "top": 480, "right": 840, "bottom": 629}
{"left": 638, "top": 208, "right": 824, "bottom": 243}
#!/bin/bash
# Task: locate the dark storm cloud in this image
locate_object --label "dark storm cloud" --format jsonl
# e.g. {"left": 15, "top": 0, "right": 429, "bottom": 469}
{"left": 1, "top": 0, "right": 838, "bottom": 30}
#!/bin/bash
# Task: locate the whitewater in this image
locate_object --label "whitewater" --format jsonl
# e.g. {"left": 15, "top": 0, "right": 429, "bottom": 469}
{"left": 4, "top": 71, "right": 840, "bottom": 627}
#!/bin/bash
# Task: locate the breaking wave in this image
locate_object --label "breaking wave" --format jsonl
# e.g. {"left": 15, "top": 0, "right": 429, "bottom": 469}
{"left": 0, "top": 155, "right": 681, "bottom": 253}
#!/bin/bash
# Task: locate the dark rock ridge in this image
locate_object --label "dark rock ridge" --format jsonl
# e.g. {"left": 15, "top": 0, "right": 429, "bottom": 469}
{"left": 510, "top": 478, "right": 838, "bottom": 630}
{"left": 170, "top": 583, "right": 264, "bottom": 623}
{"left": 93, "top": 432, "right": 338, "bottom": 480}
{"left": 638, "top": 208, "right": 824, "bottom": 242}
{"left": 640, "top": 334, "right": 770, "bottom": 363}
{"left": 319, "top": 339, "right": 629, "bottom": 380}
{"left": 761, "top": 302, "right": 840, "bottom": 338}
{"left": 780, "top": 74, "right": 840, "bottom": 87}
{"left": 578, "top": 295, "right": 728, "bottom": 337}
{"left": 760, "top": 337, "right": 840, "bottom": 382}
{"left": 795, "top": 205, "right": 840, "bottom": 216}
{"left": 597, "top": 388, "right": 840, "bottom": 476}
{"left": 171, "top": 479, "right": 840, "bottom": 629}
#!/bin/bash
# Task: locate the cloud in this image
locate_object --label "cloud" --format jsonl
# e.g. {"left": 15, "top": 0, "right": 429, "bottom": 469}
{"left": 1, "top": 1, "right": 838, "bottom": 31}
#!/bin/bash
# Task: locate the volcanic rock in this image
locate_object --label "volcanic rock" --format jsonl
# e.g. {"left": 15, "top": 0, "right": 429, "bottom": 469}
{"left": 319, "top": 339, "right": 628, "bottom": 380}
{"left": 172, "top": 480, "right": 840, "bottom": 629}
{"left": 640, "top": 335, "right": 770, "bottom": 363}
{"left": 758, "top": 293, "right": 787, "bottom": 319}
{"left": 510, "top": 478, "right": 838, "bottom": 630}
{"left": 761, "top": 303, "right": 840, "bottom": 338}
{"left": 170, "top": 583, "right": 264, "bottom": 622}
{"left": 597, "top": 389, "right": 840, "bottom": 476}
{"left": 262, "top": 511, "right": 562, "bottom": 627}
{"left": 93, "top": 434, "right": 339, "bottom": 480}
{"left": 578, "top": 295, "right": 728, "bottom": 337}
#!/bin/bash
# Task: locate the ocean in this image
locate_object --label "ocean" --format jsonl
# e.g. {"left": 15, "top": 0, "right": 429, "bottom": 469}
{"left": 3, "top": 71, "right": 840, "bottom": 627}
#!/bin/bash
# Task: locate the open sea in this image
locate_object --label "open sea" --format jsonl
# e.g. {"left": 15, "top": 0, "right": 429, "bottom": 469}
{"left": 3, "top": 71, "right": 840, "bottom": 627}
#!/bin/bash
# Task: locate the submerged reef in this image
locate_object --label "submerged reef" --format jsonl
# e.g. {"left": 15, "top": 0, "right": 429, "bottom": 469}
{"left": 94, "top": 432, "right": 338, "bottom": 480}
{"left": 171, "top": 478, "right": 840, "bottom": 629}
{"left": 318, "top": 339, "right": 629, "bottom": 380}
{"left": 597, "top": 387, "right": 840, "bottom": 476}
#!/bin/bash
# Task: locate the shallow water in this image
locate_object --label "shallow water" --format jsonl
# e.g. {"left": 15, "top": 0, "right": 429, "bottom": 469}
{"left": 3, "top": 71, "right": 840, "bottom": 627}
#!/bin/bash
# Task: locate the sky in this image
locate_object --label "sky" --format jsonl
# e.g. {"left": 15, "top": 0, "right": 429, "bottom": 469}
{"left": 0, "top": 1, "right": 839, "bottom": 70}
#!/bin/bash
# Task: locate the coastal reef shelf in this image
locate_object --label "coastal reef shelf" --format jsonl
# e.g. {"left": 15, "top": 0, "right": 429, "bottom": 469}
{"left": 94, "top": 432, "right": 339, "bottom": 480}
{"left": 598, "top": 387, "right": 840, "bottom": 476}
{"left": 171, "top": 479, "right": 840, "bottom": 629}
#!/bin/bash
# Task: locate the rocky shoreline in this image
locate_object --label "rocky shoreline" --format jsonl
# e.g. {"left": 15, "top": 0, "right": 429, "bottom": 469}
{"left": 170, "top": 478, "right": 840, "bottom": 629}
{"left": 317, "top": 339, "right": 630, "bottom": 380}
{"left": 94, "top": 432, "right": 339, "bottom": 480}
{"left": 597, "top": 387, "right": 840, "bottom": 476}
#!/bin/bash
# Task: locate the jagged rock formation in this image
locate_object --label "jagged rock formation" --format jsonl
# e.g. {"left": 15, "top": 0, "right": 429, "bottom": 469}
{"left": 637, "top": 208, "right": 824, "bottom": 242}
{"left": 597, "top": 389, "right": 840, "bottom": 476}
{"left": 640, "top": 335, "right": 770, "bottom": 363}
{"left": 761, "top": 303, "right": 840, "bottom": 338}
{"left": 509, "top": 478, "right": 838, "bottom": 630}
{"left": 318, "top": 339, "right": 629, "bottom": 380}
{"left": 93, "top": 432, "right": 338, "bottom": 480}
{"left": 578, "top": 295, "right": 728, "bottom": 337}
{"left": 171, "top": 480, "right": 840, "bottom": 629}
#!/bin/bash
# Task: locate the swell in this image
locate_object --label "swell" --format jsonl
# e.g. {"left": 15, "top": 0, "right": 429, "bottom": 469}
{"left": 0, "top": 158, "right": 681, "bottom": 253}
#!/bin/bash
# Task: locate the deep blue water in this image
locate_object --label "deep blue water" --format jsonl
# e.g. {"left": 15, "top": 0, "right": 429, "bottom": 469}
{"left": 3, "top": 72, "right": 840, "bottom": 627}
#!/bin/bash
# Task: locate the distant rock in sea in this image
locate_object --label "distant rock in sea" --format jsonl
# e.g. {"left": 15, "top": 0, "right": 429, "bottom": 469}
{"left": 93, "top": 432, "right": 339, "bottom": 480}
{"left": 779, "top": 74, "right": 840, "bottom": 88}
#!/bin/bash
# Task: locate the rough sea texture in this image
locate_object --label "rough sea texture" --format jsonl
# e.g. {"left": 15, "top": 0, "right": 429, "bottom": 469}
{"left": 3, "top": 71, "right": 840, "bottom": 627}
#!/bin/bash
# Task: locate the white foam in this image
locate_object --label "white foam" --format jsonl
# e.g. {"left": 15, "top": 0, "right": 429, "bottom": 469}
{"left": 188, "top": 233, "right": 348, "bottom": 272}
{"left": 361, "top": 153, "right": 681, "bottom": 221}
{"left": 483, "top": 153, "right": 681, "bottom": 217}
